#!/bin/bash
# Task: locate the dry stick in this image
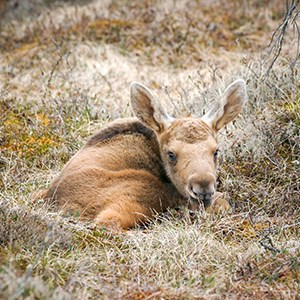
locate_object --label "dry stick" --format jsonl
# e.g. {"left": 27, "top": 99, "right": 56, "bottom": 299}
{"left": 291, "top": 11, "right": 300, "bottom": 68}
{"left": 259, "top": 235, "right": 280, "bottom": 254}
{"left": 164, "top": 85, "right": 179, "bottom": 116}
{"left": 176, "top": 87, "right": 188, "bottom": 113}
{"left": 281, "top": 221, "right": 300, "bottom": 230}
{"left": 264, "top": 0, "right": 300, "bottom": 80}
{"left": 258, "top": 221, "right": 300, "bottom": 254}
{"left": 42, "top": 52, "right": 62, "bottom": 104}
{"left": 188, "top": 74, "right": 210, "bottom": 114}
{"left": 257, "top": 220, "right": 281, "bottom": 254}
{"left": 246, "top": 59, "right": 288, "bottom": 101}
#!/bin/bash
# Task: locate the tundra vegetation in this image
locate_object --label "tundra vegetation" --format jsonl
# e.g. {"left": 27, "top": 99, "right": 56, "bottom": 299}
{"left": 0, "top": 0, "right": 299, "bottom": 299}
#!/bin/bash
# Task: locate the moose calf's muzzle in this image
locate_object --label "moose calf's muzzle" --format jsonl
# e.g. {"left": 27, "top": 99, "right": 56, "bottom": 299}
{"left": 187, "top": 172, "right": 216, "bottom": 207}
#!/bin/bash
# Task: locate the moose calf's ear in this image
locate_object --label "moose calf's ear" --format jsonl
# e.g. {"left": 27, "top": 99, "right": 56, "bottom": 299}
{"left": 130, "top": 82, "right": 173, "bottom": 132}
{"left": 202, "top": 79, "right": 248, "bottom": 132}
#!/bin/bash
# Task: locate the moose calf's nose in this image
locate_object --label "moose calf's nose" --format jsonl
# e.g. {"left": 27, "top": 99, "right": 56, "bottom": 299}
{"left": 189, "top": 182, "right": 214, "bottom": 198}
{"left": 187, "top": 174, "right": 216, "bottom": 205}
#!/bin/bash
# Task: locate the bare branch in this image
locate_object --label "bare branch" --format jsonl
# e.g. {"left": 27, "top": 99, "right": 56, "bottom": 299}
{"left": 264, "top": 0, "right": 300, "bottom": 79}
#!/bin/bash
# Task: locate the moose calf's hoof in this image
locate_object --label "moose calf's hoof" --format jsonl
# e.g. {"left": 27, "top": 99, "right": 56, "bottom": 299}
{"left": 206, "top": 192, "right": 231, "bottom": 214}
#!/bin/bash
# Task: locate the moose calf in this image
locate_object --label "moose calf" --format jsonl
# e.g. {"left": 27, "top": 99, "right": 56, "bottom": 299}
{"left": 43, "top": 80, "right": 247, "bottom": 229}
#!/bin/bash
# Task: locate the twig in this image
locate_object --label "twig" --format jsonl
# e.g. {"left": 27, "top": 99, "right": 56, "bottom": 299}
{"left": 264, "top": 0, "right": 300, "bottom": 79}
{"left": 259, "top": 235, "right": 280, "bottom": 254}
{"left": 164, "top": 85, "right": 179, "bottom": 116}
{"left": 281, "top": 221, "right": 300, "bottom": 229}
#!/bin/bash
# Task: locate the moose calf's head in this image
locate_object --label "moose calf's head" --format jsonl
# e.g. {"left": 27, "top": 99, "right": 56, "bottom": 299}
{"left": 131, "top": 80, "right": 247, "bottom": 207}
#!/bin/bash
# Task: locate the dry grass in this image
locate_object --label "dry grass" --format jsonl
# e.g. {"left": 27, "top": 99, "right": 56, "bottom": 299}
{"left": 0, "top": 0, "right": 299, "bottom": 299}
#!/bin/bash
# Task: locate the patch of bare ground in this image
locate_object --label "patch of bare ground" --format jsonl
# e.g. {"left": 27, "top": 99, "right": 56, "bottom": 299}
{"left": 0, "top": 0, "right": 299, "bottom": 299}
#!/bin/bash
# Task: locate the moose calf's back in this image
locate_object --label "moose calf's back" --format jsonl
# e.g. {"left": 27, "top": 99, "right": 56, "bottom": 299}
{"left": 44, "top": 80, "right": 247, "bottom": 229}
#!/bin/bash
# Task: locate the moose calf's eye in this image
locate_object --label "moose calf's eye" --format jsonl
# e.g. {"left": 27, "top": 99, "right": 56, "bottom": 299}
{"left": 168, "top": 151, "right": 177, "bottom": 164}
{"left": 214, "top": 149, "right": 219, "bottom": 160}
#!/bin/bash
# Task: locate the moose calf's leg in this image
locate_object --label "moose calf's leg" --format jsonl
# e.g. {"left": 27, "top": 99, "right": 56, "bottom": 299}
{"left": 206, "top": 192, "right": 231, "bottom": 213}
{"left": 94, "top": 201, "right": 152, "bottom": 229}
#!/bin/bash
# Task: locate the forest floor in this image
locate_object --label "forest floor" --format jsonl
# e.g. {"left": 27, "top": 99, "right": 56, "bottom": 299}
{"left": 0, "top": 0, "right": 299, "bottom": 299}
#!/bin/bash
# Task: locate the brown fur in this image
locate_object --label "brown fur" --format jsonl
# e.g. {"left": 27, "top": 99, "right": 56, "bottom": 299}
{"left": 43, "top": 80, "right": 247, "bottom": 229}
